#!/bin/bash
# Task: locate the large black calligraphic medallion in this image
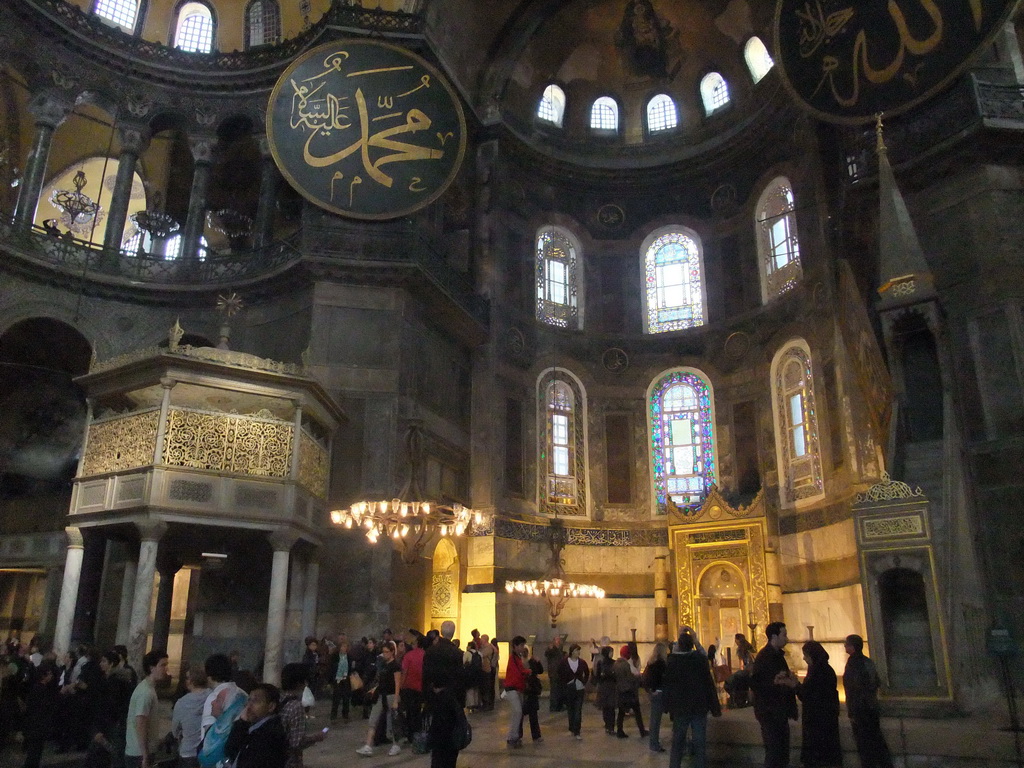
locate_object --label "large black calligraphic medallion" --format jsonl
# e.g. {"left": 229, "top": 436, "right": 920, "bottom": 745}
{"left": 774, "top": 0, "right": 1019, "bottom": 123}
{"left": 266, "top": 40, "right": 467, "bottom": 219}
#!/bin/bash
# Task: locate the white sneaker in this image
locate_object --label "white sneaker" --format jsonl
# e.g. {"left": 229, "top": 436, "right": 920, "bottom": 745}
{"left": 356, "top": 745, "right": 374, "bottom": 757}
{"left": 388, "top": 744, "right": 402, "bottom": 756}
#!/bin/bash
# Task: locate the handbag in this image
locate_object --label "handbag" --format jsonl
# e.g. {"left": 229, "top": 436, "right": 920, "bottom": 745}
{"left": 349, "top": 671, "right": 363, "bottom": 691}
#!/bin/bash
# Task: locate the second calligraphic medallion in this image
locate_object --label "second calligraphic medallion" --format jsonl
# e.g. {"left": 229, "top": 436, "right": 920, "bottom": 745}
{"left": 266, "top": 40, "right": 467, "bottom": 220}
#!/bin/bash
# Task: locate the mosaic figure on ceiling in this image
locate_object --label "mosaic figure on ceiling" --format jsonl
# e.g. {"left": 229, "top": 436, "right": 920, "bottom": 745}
{"left": 615, "top": 0, "right": 682, "bottom": 80}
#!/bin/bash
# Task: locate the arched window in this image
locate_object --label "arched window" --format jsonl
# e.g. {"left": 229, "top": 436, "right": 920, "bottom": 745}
{"left": 756, "top": 177, "right": 802, "bottom": 302}
{"left": 537, "top": 84, "right": 566, "bottom": 127}
{"left": 642, "top": 227, "right": 706, "bottom": 333}
{"left": 590, "top": 97, "right": 618, "bottom": 132}
{"left": 174, "top": 2, "right": 214, "bottom": 53}
{"left": 771, "top": 341, "right": 823, "bottom": 506}
{"left": 536, "top": 226, "right": 581, "bottom": 329}
{"left": 744, "top": 36, "right": 775, "bottom": 83}
{"left": 700, "top": 72, "right": 730, "bottom": 114}
{"left": 93, "top": 0, "right": 139, "bottom": 31}
{"left": 538, "top": 369, "right": 588, "bottom": 517}
{"left": 245, "top": 0, "right": 281, "bottom": 48}
{"left": 164, "top": 234, "right": 209, "bottom": 261}
{"left": 648, "top": 369, "right": 717, "bottom": 515}
{"left": 647, "top": 94, "right": 678, "bottom": 133}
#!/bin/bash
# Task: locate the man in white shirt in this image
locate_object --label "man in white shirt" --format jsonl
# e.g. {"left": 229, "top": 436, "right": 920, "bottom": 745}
{"left": 124, "top": 650, "right": 169, "bottom": 768}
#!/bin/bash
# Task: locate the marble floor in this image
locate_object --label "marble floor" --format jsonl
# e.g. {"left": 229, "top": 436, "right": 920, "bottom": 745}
{"left": 3, "top": 694, "right": 1021, "bottom": 768}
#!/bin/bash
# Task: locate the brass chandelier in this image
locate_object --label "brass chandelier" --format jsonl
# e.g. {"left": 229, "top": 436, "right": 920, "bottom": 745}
{"left": 505, "top": 519, "right": 605, "bottom": 627}
{"left": 330, "top": 422, "right": 487, "bottom": 564}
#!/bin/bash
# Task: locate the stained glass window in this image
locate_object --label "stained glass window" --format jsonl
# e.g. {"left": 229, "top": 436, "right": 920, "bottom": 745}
{"left": 756, "top": 178, "right": 802, "bottom": 302}
{"left": 591, "top": 97, "right": 618, "bottom": 132}
{"left": 246, "top": 0, "right": 281, "bottom": 48}
{"left": 772, "top": 343, "right": 823, "bottom": 505}
{"left": 744, "top": 36, "right": 775, "bottom": 83}
{"left": 538, "top": 84, "right": 566, "bottom": 127}
{"left": 643, "top": 229, "right": 705, "bottom": 333}
{"left": 647, "top": 94, "right": 678, "bottom": 133}
{"left": 649, "top": 369, "right": 716, "bottom": 514}
{"left": 536, "top": 227, "right": 580, "bottom": 329}
{"left": 700, "top": 72, "right": 730, "bottom": 115}
{"left": 174, "top": 2, "right": 214, "bottom": 53}
{"left": 93, "top": 0, "right": 138, "bottom": 31}
{"left": 538, "top": 371, "right": 587, "bottom": 516}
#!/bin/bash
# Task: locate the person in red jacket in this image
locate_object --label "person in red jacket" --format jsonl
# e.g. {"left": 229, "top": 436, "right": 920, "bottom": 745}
{"left": 503, "top": 636, "right": 531, "bottom": 748}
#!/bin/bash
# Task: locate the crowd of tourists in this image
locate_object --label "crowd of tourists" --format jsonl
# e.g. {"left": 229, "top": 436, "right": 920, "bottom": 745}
{"left": 0, "top": 621, "right": 893, "bottom": 768}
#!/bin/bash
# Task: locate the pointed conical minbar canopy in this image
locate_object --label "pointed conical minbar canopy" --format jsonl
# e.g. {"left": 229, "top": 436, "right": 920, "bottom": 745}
{"left": 876, "top": 114, "right": 936, "bottom": 309}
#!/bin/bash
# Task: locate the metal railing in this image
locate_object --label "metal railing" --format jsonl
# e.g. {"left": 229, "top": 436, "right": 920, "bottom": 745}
{"left": 2, "top": 219, "right": 303, "bottom": 287}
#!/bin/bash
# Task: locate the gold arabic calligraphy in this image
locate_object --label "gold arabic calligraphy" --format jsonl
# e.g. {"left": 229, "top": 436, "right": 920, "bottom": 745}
{"left": 288, "top": 51, "right": 446, "bottom": 201}
{"left": 795, "top": 0, "right": 982, "bottom": 107}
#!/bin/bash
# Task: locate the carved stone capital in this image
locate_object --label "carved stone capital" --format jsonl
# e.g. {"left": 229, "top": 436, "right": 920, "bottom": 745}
{"left": 268, "top": 527, "right": 301, "bottom": 553}
{"left": 258, "top": 135, "right": 274, "bottom": 159}
{"left": 64, "top": 526, "right": 84, "bottom": 549}
{"left": 136, "top": 520, "right": 168, "bottom": 542}
{"left": 189, "top": 137, "right": 216, "bottom": 165}
{"left": 117, "top": 126, "right": 152, "bottom": 157}
{"left": 28, "top": 93, "right": 71, "bottom": 129}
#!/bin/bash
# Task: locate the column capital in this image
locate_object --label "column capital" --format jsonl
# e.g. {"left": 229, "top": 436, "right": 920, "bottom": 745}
{"left": 64, "top": 526, "right": 84, "bottom": 549}
{"left": 28, "top": 93, "right": 71, "bottom": 129}
{"left": 258, "top": 135, "right": 275, "bottom": 159}
{"left": 116, "top": 125, "right": 151, "bottom": 156}
{"left": 268, "top": 528, "right": 301, "bottom": 553}
{"left": 189, "top": 136, "right": 216, "bottom": 165}
{"left": 136, "top": 520, "right": 168, "bottom": 542}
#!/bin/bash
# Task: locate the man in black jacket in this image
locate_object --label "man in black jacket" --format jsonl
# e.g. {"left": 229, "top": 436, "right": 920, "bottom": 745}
{"left": 663, "top": 630, "right": 720, "bottom": 768}
{"left": 844, "top": 634, "right": 893, "bottom": 768}
{"left": 423, "top": 621, "right": 464, "bottom": 708}
{"left": 225, "top": 684, "right": 288, "bottom": 768}
{"left": 750, "top": 622, "right": 798, "bottom": 768}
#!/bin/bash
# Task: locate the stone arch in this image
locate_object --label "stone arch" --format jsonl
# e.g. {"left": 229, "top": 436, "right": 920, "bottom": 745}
{"left": 0, "top": 317, "right": 91, "bottom": 495}
{"left": 429, "top": 537, "right": 460, "bottom": 632}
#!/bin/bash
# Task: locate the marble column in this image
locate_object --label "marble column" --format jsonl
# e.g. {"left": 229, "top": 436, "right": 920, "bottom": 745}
{"left": 252, "top": 137, "right": 279, "bottom": 249}
{"left": 127, "top": 522, "right": 167, "bottom": 671}
{"left": 300, "top": 553, "right": 320, "bottom": 644}
{"left": 102, "top": 126, "right": 150, "bottom": 251}
{"left": 264, "top": 529, "right": 299, "bottom": 686}
{"left": 151, "top": 560, "right": 180, "bottom": 653}
{"left": 181, "top": 137, "right": 214, "bottom": 261}
{"left": 14, "top": 94, "right": 69, "bottom": 229}
{"left": 38, "top": 565, "right": 64, "bottom": 640}
{"left": 653, "top": 554, "right": 670, "bottom": 642}
{"left": 115, "top": 557, "right": 138, "bottom": 646}
{"left": 53, "top": 527, "right": 85, "bottom": 660}
{"left": 287, "top": 553, "right": 306, "bottom": 662}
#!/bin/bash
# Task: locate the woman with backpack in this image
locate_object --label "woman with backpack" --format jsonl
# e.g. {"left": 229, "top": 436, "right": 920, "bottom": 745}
{"left": 613, "top": 645, "right": 646, "bottom": 739}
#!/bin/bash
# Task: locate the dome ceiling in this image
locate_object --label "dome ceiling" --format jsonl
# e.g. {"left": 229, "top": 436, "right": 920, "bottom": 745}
{"left": 463, "top": 0, "right": 781, "bottom": 158}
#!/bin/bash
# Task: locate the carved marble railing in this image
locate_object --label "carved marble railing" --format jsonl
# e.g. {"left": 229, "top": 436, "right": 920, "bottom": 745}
{"left": 12, "top": 0, "right": 422, "bottom": 86}
{"left": 81, "top": 406, "right": 329, "bottom": 499}
{"left": 1, "top": 221, "right": 302, "bottom": 288}
{"left": 303, "top": 216, "right": 489, "bottom": 325}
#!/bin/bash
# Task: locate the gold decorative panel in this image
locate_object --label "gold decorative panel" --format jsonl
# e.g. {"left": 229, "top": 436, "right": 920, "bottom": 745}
{"left": 431, "top": 572, "right": 455, "bottom": 618}
{"left": 298, "top": 431, "right": 329, "bottom": 499}
{"left": 81, "top": 410, "right": 159, "bottom": 476}
{"left": 163, "top": 408, "right": 292, "bottom": 478}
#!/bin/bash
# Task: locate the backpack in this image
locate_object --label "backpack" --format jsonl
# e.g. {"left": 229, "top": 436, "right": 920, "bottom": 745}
{"left": 198, "top": 688, "right": 248, "bottom": 768}
{"left": 452, "top": 706, "right": 472, "bottom": 751}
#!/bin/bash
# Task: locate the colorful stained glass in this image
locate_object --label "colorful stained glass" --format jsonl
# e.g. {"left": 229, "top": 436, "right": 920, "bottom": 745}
{"left": 649, "top": 370, "right": 716, "bottom": 514}
{"left": 645, "top": 231, "right": 704, "bottom": 333}
{"left": 775, "top": 346, "right": 822, "bottom": 501}
{"left": 537, "top": 228, "right": 580, "bottom": 329}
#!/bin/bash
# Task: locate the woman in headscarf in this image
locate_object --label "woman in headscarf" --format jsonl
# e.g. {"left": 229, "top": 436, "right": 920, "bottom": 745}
{"left": 788, "top": 640, "right": 843, "bottom": 767}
